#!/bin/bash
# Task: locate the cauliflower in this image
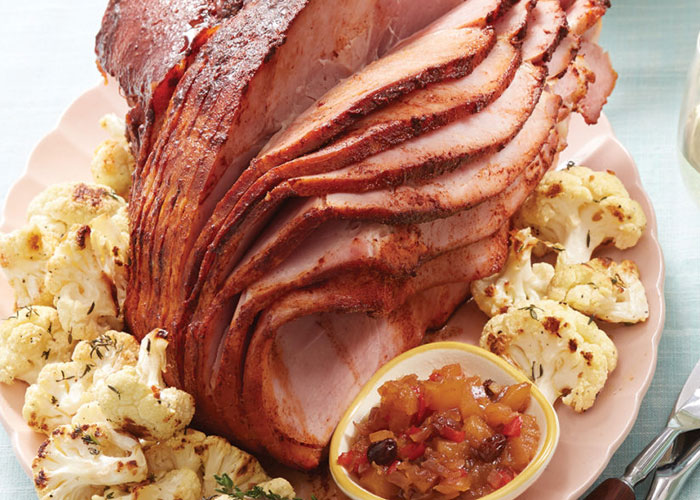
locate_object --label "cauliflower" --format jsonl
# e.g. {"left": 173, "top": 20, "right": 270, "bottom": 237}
{"left": 480, "top": 299, "right": 618, "bottom": 412}
{"left": 98, "top": 330, "right": 195, "bottom": 441}
{"left": 210, "top": 477, "right": 297, "bottom": 499}
{"left": 0, "top": 305, "right": 75, "bottom": 385}
{"left": 91, "top": 114, "right": 135, "bottom": 199}
{"left": 514, "top": 165, "right": 647, "bottom": 264}
{"left": 23, "top": 331, "right": 139, "bottom": 433}
{"left": 0, "top": 221, "right": 57, "bottom": 307}
{"left": 32, "top": 423, "right": 147, "bottom": 500}
{"left": 71, "top": 401, "right": 107, "bottom": 427}
{"left": 200, "top": 435, "right": 270, "bottom": 496}
{"left": 91, "top": 469, "right": 202, "bottom": 500}
{"left": 548, "top": 256, "right": 649, "bottom": 324}
{"left": 471, "top": 228, "right": 555, "bottom": 317}
{"left": 144, "top": 429, "right": 269, "bottom": 496}
{"left": 0, "top": 182, "right": 125, "bottom": 308}
{"left": 45, "top": 206, "right": 129, "bottom": 340}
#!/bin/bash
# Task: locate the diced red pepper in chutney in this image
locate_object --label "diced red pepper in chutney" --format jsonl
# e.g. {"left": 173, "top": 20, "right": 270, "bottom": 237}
{"left": 503, "top": 415, "right": 523, "bottom": 438}
{"left": 338, "top": 364, "right": 540, "bottom": 499}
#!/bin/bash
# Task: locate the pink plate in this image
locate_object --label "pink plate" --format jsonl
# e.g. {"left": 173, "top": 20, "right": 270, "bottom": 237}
{"left": 0, "top": 83, "right": 664, "bottom": 500}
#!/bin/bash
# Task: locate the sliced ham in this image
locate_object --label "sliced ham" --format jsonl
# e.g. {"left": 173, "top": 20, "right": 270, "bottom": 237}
{"left": 253, "top": 27, "right": 496, "bottom": 173}
{"left": 97, "top": 0, "right": 616, "bottom": 469}
{"left": 227, "top": 38, "right": 520, "bottom": 219}
{"left": 324, "top": 91, "right": 561, "bottom": 221}
{"left": 282, "top": 63, "right": 545, "bottom": 195}
{"left": 521, "top": 0, "right": 568, "bottom": 64}
{"left": 125, "top": 0, "right": 468, "bottom": 373}
{"left": 565, "top": 0, "right": 610, "bottom": 35}
{"left": 494, "top": 0, "right": 536, "bottom": 42}
{"left": 577, "top": 41, "right": 617, "bottom": 124}
{"left": 227, "top": 129, "right": 556, "bottom": 300}
{"left": 546, "top": 33, "right": 580, "bottom": 78}
{"left": 235, "top": 146, "right": 555, "bottom": 315}
{"left": 186, "top": 62, "right": 545, "bottom": 330}
{"left": 185, "top": 142, "right": 555, "bottom": 442}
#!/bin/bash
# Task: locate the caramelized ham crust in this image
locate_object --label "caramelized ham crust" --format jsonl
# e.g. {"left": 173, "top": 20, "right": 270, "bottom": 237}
{"left": 95, "top": 0, "right": 241, "bottom": 157}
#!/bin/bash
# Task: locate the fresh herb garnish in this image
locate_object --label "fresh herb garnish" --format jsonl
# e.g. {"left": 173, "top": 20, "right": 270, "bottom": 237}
{"left": 518, "top": 304, "right": 544, "bottom": 320}
{"left": 214, "top": 474, "right": 316, "bottom": 500}
{"left": 107, "top": 385, "right": 121, "bottom": 399}
{"left": 81, "top": 433, "right": 100, "bottom": 447}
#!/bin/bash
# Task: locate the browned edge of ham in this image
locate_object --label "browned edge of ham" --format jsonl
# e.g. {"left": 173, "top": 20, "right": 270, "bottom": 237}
{"left": 95, "top": 0, "right": 241, "bottom": 159}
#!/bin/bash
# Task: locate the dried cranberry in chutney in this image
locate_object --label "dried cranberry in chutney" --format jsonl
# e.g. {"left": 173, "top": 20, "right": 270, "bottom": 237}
{"left": 338, "top": 364, "right": 540, "bottom": 499}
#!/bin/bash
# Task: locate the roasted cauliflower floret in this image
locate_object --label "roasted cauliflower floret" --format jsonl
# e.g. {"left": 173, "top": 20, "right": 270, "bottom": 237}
{"left": 471, "top": 228, "right": 555, "bottom": 317}
{"left": 144, "top": 429, "right": 269, "bottom": 496}
{"left": 23, "top": 331, "right": 138, "bottom": 433}
{"left": 91, "top": 469, "right": 202, "bottom": 500}
{"left": 210, "top": 476, "right": 297, "bottom": 499}
{"left": 98, "top": 330, "right": 195, "bottom": 441}
{"left": 71, "top": 401, "right": 107, "bottom": 427}
{"left": 144, "top": 428, "right": 208, "bottom": 475}
{"left": 91, "top": 114, "right": 135, "bottom": 199}
{"left": 45, "top": 206, "right": 129, "bottom": 340}
{"left": 480, "top": 299, "right": 618, "bottom": 412}
{"left": 548, "top": 256, "right": 649, "bottom": 324}
{"left": 514, "top": 165, "right": 646, "bottom": 264}
{"left": 0, "top": 305, "right": 75, "bottom": 385}
{"left": 26, "top": 183, "right": 125, "bottom": 232}
{"left": 200, "top": 435, "right": 270, "bottom": 497}
{"left": 0, "top": 221, "right": 58, "bottom": 307}
{"left": 0, "top": 182, "right": 126, "bottom": 309}
{"left": 32, "top": 423, "right": 147, "bottom": 500}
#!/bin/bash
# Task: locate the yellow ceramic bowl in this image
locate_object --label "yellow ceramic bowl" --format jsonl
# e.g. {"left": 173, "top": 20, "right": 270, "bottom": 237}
{"left": 329, "top": 342, "right": 559, "bottom": 500}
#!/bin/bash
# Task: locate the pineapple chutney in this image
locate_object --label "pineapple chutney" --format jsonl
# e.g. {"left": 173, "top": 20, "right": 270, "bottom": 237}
{"left": 337, "top": 363, "right": 540, "bottom": 499}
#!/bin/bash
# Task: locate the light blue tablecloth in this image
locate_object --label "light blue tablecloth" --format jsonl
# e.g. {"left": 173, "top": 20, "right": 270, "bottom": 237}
{"left": 1, "top": 0, "right": 700, "bottom": 498}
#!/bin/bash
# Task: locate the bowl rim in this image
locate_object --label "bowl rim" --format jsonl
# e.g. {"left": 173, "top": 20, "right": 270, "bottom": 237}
{"left": 329, "top": 341, "right": 560, "bottom": 500}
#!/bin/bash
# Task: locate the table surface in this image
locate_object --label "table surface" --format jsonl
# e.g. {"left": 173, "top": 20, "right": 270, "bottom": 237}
{"left": 1, "top": 0, "right": 700, "bottom": 497}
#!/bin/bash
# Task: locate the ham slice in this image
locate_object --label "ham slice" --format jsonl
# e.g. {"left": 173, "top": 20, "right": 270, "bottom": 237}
{"left": 565, "top": 0, "right": 610, "bottom": 35}
{"left": 282, "top": 63, "right": 545, "bottom": 195}
{"left": 546, "top": 33, "right": 580, "bottom": 78}
{"left": 494, "top": 0, "right": 536, "bottom": 42}
{"left": 576, "top": 41, "right": 617, "bottom": 124}
{"left": 521, "top": 0, "right": 568, "bottom": 64}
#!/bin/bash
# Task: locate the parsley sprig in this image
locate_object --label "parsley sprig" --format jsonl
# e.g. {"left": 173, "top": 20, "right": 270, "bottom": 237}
{"left": 214, "top": 474, "right": 317, "bottom": 500}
